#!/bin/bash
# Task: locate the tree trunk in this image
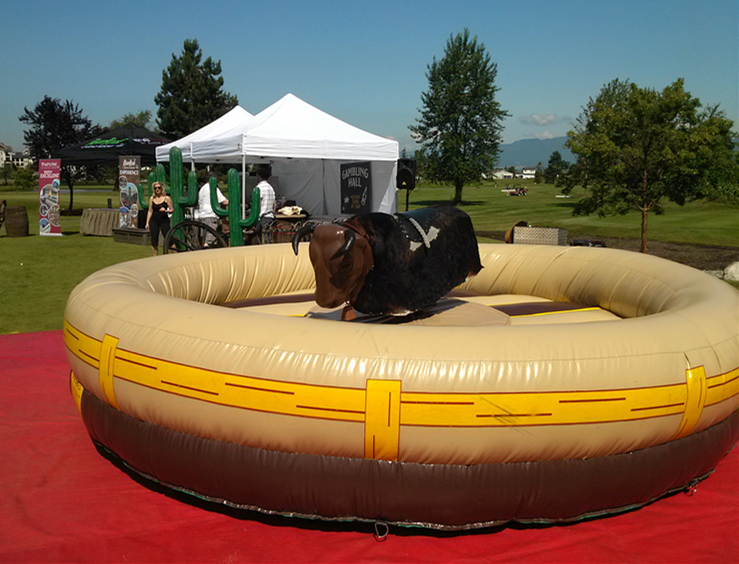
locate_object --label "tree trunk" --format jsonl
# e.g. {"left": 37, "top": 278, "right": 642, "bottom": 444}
{"left": 453, "top": 182, "right": 463, "bottom": 205}
{"left": 640, "top": 208, "right": 649, "bottom": 253}
{"left": 62, "top": 166, "right": 75, "bottom": 210}
{"left": 640, "top": 169, "right": 648, "bottom": 253}
{"left": 67, "top": 182, "right": 74, "bottom": 211}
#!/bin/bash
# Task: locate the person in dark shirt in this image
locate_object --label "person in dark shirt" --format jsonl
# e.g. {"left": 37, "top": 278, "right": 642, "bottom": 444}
{"left": 145, "top": 182, "right": 174, "bottom": 256}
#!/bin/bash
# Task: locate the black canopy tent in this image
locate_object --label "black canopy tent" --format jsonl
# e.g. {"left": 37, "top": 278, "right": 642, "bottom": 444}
{"left": 54, "top": 123, "right": 170, "bottom": 166}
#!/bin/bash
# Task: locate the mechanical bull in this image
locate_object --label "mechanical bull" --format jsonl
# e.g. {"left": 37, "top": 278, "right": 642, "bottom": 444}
{"left": 292, "top": 205, "right": 482, "bottom": 319}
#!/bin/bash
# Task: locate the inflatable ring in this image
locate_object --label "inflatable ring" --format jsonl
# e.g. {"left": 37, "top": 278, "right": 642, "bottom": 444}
{"left": 64, "top": 243, "right": 739, "bottom": 530}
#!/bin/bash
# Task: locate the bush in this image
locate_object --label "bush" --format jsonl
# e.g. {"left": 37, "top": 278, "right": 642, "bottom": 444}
{"left": 706, "top": 183, "right": 739, "bottom": 204}
{"left": 12, "top": 166, "right": 36, "bottom": 191}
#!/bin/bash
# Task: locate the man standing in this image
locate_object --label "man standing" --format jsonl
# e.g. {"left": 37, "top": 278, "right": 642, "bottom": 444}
{"left": 194, "top": 175, "right": 228, "bottom": 247}
{"left": 256, "top": 167, "right": 276, "bottom": 233}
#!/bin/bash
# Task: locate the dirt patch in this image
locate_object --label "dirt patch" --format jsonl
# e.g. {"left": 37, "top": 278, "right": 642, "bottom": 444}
{"left": 476, "top": 231, "right": 739, "bottom": 272}
{"left": 60, "top": 208, "right": 84, "bottom": 216}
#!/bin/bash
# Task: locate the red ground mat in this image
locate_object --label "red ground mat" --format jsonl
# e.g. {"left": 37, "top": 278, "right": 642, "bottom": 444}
{"left": 1, "top": 330, "right": 737, "bottom": 563}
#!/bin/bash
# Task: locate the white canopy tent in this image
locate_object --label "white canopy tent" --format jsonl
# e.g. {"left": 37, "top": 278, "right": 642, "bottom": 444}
{"left": 155, "top": 106, "right": 254, "bottom": 165}
{"left": 159, "top": 94, "right": 399, "bottom": 216}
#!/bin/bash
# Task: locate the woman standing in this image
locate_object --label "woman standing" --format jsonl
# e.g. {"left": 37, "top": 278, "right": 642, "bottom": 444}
{"left": 145, "top": 182, "right": 174, "bottom": 256}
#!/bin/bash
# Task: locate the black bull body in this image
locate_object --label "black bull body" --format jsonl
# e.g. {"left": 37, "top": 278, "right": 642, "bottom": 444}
{"left": 292, "top": 205, "right": 483, "bottom": 317}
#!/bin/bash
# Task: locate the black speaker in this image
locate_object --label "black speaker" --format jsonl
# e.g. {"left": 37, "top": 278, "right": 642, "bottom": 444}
{"left": 396, "top": 158, "right": 416, "bottom": 190}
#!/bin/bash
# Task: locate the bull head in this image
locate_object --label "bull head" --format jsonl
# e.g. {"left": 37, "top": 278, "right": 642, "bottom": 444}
{"left": 293, "top": 223, "right": 373, "bottom": 309}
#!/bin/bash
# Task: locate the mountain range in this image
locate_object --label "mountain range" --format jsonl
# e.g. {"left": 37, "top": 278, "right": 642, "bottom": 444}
{"left": 498, "top": 136, "right": 574, "bottom": 168}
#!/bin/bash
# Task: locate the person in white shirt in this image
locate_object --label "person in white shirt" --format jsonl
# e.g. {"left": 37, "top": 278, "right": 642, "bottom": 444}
{"left": 256, "top": 167, "right": 276, "bottom": 232}
{"left": 194, "top": 176, "right": 228, "bottom": 247}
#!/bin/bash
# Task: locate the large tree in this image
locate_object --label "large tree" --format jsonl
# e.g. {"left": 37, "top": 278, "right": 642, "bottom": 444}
{"left": 544, "top": 150, "right": 570, "bottom": 184}
{"left": 409, "top": 29, "right": 509, "bottom": 205}
{"left": 19, "top": 96, "right": 102, "bottom": 209}
{"left": 155, "top": 39, "right": 238, "bottom": 139}
{"left": 563, "top": 78, "right": 738, "bottom": 253}
{"left": 110, "top": 110, "right": 154, "bottom": 130}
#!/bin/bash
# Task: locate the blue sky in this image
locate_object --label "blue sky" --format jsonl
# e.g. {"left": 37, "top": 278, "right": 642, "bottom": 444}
{"left": 1, "top": 0, "right": 736, "bottom": 154}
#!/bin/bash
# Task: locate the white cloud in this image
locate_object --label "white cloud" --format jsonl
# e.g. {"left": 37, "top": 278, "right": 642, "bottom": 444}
{"left": 519, "top": 114, "right": 560, "bottom": 126}
{"left": 533, "top": 130, "right": 556, "bottom": 140}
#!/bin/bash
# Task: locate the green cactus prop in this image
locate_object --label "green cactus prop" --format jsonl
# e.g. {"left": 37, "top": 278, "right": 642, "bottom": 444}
{"left": 137, "top": 180, "right": 150, "bottom": 211}
{"left": 213, "top": 168, "right": 260, "bottom": 247}
{"left": 156, "top": 164, "right": 167, "bottom": 188}
{"left": 167, "top": 147, "right": 197, "bottom": 227}
{"left": 209, "top": 176, "right": 226, "bottom": 218}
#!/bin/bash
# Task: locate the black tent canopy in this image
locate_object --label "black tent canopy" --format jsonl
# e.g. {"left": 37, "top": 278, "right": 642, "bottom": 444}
{"left": 54, "top": 123, "right": 171, "bottom": 166}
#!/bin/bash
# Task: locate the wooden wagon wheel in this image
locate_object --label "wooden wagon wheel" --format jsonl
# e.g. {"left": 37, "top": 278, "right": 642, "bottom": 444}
{"left": 163, "top": 219, "right": 227, "bottom": 254}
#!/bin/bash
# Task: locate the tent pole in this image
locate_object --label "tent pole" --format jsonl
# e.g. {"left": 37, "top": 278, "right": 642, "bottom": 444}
{"left": 241, "top": 150, "right": 246, "bottom": 219}
{"left": 189, "top": 143, "right": 195, "bottom": 172}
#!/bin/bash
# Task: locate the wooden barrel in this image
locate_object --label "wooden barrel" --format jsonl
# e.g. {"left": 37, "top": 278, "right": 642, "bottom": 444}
{"left": 5, "top": 206, "right": 29, "bottom": 237}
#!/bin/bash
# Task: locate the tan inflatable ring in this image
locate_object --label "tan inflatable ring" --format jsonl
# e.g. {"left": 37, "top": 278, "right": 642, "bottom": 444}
{"left": 64, "top": 243, "right": 739, "bottom": 530}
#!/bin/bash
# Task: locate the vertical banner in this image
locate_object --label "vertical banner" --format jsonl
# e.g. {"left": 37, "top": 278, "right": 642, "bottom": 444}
{"left": 39, "top": 159, "right": 62, "bottom": 236}
{"left": 340, "top": 162, "right": 371, "bottom": 215}
{"left": 118, "top": 156, "right": 140, "bottom": 228}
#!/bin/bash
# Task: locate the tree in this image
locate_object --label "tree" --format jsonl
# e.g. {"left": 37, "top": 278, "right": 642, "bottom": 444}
{"left": 563, "top": 78, "right": 738, "bottom": 253}
{"left": 13, "top": 166, "right": 36, "bottom": 191}
{"left": 413, "top": 148, "right": 427, "bottom": 185}
{"left": 534, "top": 162, "right": 544, "bottom": 184}
{"left": 0, "top": 162, "right": 13, "bottom": 185}
{"left": 544, "top": 150, "right": 570, "bottom": 184}
{"left": 19, "top": 95, "right": 102, "bottom": 209}
{"left": 409, "top": 29, "right": 509, "bottom": 205}
{"left": 110, "top": 110, "right": 154, "bottom": 130}
{"left": 155, "top": 39, "right": 238, "bottom": 139}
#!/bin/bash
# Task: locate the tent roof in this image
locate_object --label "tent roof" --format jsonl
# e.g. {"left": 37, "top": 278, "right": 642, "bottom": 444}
{"left": 155, "top": 106, "right": 253, "bottom": 163}
{"left": 54, "top": 123, "right": 170, "bottom": 166}
{"left": 173, "top": 93, "right": 398, "bottom": 164}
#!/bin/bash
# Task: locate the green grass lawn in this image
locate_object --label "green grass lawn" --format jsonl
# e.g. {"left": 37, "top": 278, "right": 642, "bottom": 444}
{"left": 1, "top": 186, "right": 151, "bottom": 334}
{"left": 0, "top": 234, "right": 151, "bottom": 334}
{"left": 2, "top": 180, "right": 738, "bottom": 334}
{"left": 406, "top": 181, "right": 739, "bottom": 247}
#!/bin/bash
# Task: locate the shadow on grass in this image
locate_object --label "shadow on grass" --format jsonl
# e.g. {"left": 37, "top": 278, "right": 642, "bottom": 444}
{"left": 551, "top": 201, "right": 579, "bottom": 210}
{"left": 0, "top": 233, "right": 37, "bottom": 239}
{"left": 411, "top": 199, "right": 487, "bottom": 208}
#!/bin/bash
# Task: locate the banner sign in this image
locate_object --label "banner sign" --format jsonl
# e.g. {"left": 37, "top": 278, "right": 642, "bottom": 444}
{"left": 340, "top": 162, "right": 371, "bottom": 215}
{"left": 118, "top": 155, "right": 140, "bottom": 228}
{"left": 38, "top": 159, "right": 62, "bottom": 236}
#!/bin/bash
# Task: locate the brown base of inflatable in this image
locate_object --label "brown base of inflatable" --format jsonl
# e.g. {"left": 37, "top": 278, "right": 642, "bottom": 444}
{"left": 81, "top": 389, "right": 739, "bottom": 530}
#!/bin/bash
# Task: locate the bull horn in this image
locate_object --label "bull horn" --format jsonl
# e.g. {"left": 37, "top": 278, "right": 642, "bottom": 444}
{"left": 330, "top": 228, "right": 355, "bottom": 260}
{"left": 292, "top": 223, "right": 316, "bottom": 255}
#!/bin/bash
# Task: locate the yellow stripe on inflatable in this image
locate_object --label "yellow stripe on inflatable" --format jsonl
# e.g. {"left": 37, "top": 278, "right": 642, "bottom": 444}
{"left": 99, "top": 335, "right": 119, "bottom": 410}
{"left": 400, "top": 385, "right": 689, "bottom": 426}
{"left": 70, "top": 371, "right": 83, "bottom": 413}
{"left": 672, "top": 366, "right": 707, "bottom": 440}
{"left": 706, "top": 368, "right": 739, "bottom": 407}
{"left": 507, "top": 306, "right": 603, "bottom": 318}
{"left": 115, "top": 348, "right": 367, "bottom": 423}
{"left": 65, "top": 319, "right": 739, "bottom": 436}
{"left": 365, "top": 380, "right": 402, "bottom": 460}
{"left": 64, "top": 323, "right": 100, "bottom": 369}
